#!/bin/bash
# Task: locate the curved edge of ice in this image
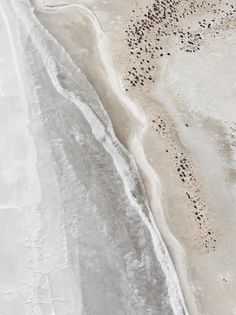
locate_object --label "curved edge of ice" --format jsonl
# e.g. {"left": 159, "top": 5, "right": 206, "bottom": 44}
{"left": 11, "top": 1, "right": 190, "bottom": 314}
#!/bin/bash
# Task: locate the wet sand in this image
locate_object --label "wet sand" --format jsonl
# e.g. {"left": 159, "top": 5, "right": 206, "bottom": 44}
{"left": 30, "top": 0, "right": 236, "bottom": 314}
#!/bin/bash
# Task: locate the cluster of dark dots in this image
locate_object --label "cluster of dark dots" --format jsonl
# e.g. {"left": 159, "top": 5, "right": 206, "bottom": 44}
{"left": 124, "top": 0, "right": 236, "bottom": 90}
{"left": 176, "top": 152, "right": 217, "bottom": 251}
{"left": 175, "top": 153, "right": 196, "bottom": 184}
{"left": 151, "top": 114, "right": 217, "bottom": 251}
{"left": 151, "top": 114, "right": 173, "bottom": 137}
{"left": 227, "top": 122, "right": 236, "bottom": 148}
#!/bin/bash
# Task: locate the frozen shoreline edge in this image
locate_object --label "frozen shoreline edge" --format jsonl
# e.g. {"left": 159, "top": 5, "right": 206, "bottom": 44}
{"left": 12, "top": 1, "right": 190, "bottom": 314}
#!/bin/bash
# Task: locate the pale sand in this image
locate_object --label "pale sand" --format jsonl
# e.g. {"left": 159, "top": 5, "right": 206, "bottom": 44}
{"left": 32, "top": 0, "right": 236, "bottom": 314}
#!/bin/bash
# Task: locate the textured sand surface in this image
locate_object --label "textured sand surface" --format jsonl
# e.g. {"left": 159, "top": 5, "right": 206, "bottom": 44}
{"left": 1, "top": 0, "right": 236, "bottom": 314}
{"left": 32, "top": 0, "right": 236, "bottom": 314}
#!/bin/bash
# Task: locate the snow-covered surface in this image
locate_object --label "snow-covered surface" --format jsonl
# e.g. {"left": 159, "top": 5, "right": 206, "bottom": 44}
{"left": 0, "top": 2, "right": 82, "bottom": 314}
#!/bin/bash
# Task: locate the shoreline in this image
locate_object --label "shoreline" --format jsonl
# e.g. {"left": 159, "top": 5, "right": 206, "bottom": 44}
{"left": 32, "top": 2, "right": 192, "bottom": 314}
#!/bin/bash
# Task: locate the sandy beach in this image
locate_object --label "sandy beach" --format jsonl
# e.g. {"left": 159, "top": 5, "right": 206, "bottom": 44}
{"left": 1, "top": 0, "right": 236, "bottom": 314}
